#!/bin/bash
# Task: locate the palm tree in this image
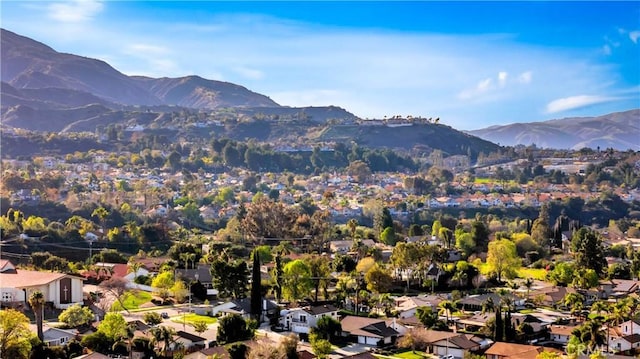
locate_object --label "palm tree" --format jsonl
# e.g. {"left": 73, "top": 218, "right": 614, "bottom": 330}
{"left": 482, "top": 296, "right": 496, "bottom": 314}
{"left": 151, "top": 326, "right": 175, "bottom": 356}
{"left": 438, "top": 300, "right": 456, "bottom": 324}
{"left": 563, "top": 292, "right": 585, "bottom": 319}
{"left": 29, "top": 290, "right": 45, "bottom": 341}
{"left": 452, "top": 271, "right": 467, "bottom": 288}
{"left": 347, "top": 218, "right": 358, "bottom": 239}
{"left": 523, "top": 278, "right": 534, "bottom": 301}
{"left": 129, "top": 262, "right": 143, "bottom": 283}
{"left": 91, "top": 206, "right": 110, "bottom": 241}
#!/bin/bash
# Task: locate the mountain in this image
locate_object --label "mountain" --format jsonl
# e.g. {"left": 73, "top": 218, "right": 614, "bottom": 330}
{"left": 467, "top": 109, "right": 640, "bottom": 151}
{"left": 0, "top": 28, "right": 278, "bottom": 110}
{"left": 0, "top": 28, "right": 500, "bottom": 159}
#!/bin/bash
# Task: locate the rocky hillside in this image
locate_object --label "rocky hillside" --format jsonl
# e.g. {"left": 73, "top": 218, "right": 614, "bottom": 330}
{"left": 467, "top": 109, "right": 640, "bottom": 150}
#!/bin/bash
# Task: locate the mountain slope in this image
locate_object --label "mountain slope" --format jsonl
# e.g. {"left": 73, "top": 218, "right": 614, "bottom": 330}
{"left": 132, "top": 75, "right": 279, "bottom": 108}
{"left": 468, "top": 109, "right": 640, "bottom": 150}
{"left": 1, "top": 28, "right": 279, "bottom": 109}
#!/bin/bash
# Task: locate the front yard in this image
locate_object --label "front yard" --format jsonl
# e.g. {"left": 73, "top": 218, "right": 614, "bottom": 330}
{"left": 112, "top": 291, "right": 153, "bottom": 311}
{"left": 171, "top": 313, "right": 218, "bottom": 325}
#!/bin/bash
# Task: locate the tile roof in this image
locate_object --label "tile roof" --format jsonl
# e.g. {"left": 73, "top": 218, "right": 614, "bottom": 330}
{"left": 0, "top": 269, "right": 84, "bottom": 288}
{"left": 485, "top": 342, "right": 543, "bottom": 358}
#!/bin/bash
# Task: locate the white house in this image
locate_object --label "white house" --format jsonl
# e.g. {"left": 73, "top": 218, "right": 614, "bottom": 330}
{"left": 279, "top": 304, "right": 340, "bottom": 334}
{"left": 174, "top": 331, "right": 207, "bottom": 350}
{"left": 549, "top": 325, "right": 576, "bottom": 345}
{"left": 0, "top": 260, "right": 84, "bottom": 309}
{"left": 422, "top": 330, "right": 482, "bottom": 359}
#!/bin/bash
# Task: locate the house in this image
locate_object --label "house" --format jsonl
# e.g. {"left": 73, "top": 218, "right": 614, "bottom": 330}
{"left": 174, "top": 331, "right": 207, "bottom": 351}
{"left": 529, "top": 286, "right": 577, "bottom": 308}
{"left": 185, "top": 346, "right": 229, "bottom": 359}
{"left": 421, "top": 330, "right": 482, "bottom": 359}
{"left": 549, "top": 325, "right": 577, "bottom": 345}
{"left": 340, "top": 316, "right": 400, "bottom": 346}
{"left": 394, "top": 295, "right": 444, "bottom": 319}
{"left": 485, "top": 342, "right": 546, "bottom": 359}
{"left": 175, "top": 264, "right": 218, "bottom": 297}
{"left": 458, "top": 293, "right": 524, "bottom": 312}
{"left": 72, "top": 353, "right": 111, "bottom": 359}
{"left": 279, "top": 304, "right": 340, "bottom": 334}
{"left": 599, "top": 279, "right": 640, "bottom": 299}
{"left": 0, "top": 260, "right": 84, "bottom": 309}
{"left": 211, "top": 297, "right": 279, "bottom": 324}
{"left": 41, "top": 326, "right": 78, "bottom": 346}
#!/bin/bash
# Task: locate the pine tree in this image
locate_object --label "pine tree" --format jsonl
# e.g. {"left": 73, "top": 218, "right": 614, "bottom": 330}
{"left": 251, "top": 249, "right": 262, "bottom": 322}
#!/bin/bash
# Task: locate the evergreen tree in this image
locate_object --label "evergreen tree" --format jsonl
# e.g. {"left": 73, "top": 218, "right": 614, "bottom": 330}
{"left": 251, "top": 249, "right": 262, "bottom": 321}
{"left": 494, "top": 306, "right": 503, "bottom": 342}
{"left": 571, "top": 227, "right": 607, "bottom": 276}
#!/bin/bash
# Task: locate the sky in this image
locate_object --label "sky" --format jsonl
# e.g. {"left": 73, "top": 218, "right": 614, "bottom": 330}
{"left": 1, "top": 1, "right": 639, "bottom": 130}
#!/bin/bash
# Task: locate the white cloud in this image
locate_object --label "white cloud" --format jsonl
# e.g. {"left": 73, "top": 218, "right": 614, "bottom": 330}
{"left": 517, "top": 71, "right": 532, "bottom": 84}
{"left": 126, "top": 44, "right": 169, "bottom": 55}
{"left": 232, "top": 66, "right": 265, "bottom": 80}
{"left": 602, "top": 44, "right": 612, "bottom": 55}
{"left": 630, "top": 31, "right": 640, "bottom": 44}
{"left": 498, "top": 72, "right": 508, "bottom": 87}
{"left": 545, "top": 95, "right": 617, "bottom": 114}
{"left": 48, "top": 0, "right": 103, "bottom": 23}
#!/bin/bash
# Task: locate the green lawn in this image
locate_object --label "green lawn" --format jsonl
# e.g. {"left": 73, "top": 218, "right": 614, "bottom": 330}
{"left": 171, "top": 314, "right": 218, "bottom": 325}
{"left": 517, "top": 268, "right": 547, "bottom": 280}
{"left": 395, "top": 351, "right": 432, "bottom": 359}
{"left": 477, "top": 263, "right": 547, "bottom": 281}
{"left": 112, "top": 291, "right": 152, "bottom": 311}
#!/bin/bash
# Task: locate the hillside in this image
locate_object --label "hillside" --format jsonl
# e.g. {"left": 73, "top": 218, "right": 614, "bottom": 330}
{"left": 1, "top": 28, "right": 501, "bottom": 159}
{"left": 468, "top": 109, "right": 640, "bottom": 150}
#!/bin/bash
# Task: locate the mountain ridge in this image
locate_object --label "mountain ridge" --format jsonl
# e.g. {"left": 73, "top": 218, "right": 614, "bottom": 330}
{"left": 467, "top": 109, "right": 640, "bottom": 150}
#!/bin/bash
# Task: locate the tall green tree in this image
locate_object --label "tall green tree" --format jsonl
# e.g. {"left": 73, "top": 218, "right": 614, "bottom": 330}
{"left": 210, "top": 259, "right": 249, "bottom": 299}
{"left": 217, "top": 314, "right": 254, "bottom": 345}
{"left": 486, "top": 239, "right": 521, "bottom": 282}
{"left": 571, "top": 227, "right": 606, "bottom": 276}
{"left": 251, "top": 249, "right": 262, "bottom": 321}
{"left": 282, "top": 259, "right": 312, "bottom": 301}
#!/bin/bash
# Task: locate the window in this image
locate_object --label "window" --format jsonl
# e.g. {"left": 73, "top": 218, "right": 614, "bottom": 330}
{"left": 300, "top": 315, "right": 307, "bottom": 323}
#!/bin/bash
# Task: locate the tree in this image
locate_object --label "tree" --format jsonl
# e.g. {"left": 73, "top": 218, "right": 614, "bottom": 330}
{"left": 171, "top": 280, "right": 189, "bottom": 303}
{"left": 279, "top": 334, "right": 299, "bottom": 359}
{"left": 379, "top": 226, "right": 397, "bottom": 246}
{"left": 98, "top": 312, "right": 127, "bottom": 341}
{"left": 313, "top": 316, "right": 342, "bottom": 343}
{"left": 143, "top": 312, "right": 163, "bottom": 326}
{"left": 251, "top": 249, "right": 262, "bottom": 321}
{"left": 29, "top": 290, "right": 45, "bottom": 341}
{"left": 531, "top": 204, "right": 550, "bottom": 247}
{"left": 217, "top": 314, "right": 254, "bottom": 344}
{"left": 438, "top": 300, "right": 457, "bottom": 324}
{"left": 193, "top": 321, "right": 208, "bottom": 335}
{"left": 416, "top": 306, "right": 440, "bottom": 329}
{"left": 486, "top": 239, "right": 521, "bottom": 282}
{"left": 150, "top": 325, "right": 176, "bottom": 356}
{"left": 282, "top": 259, "right": 313, "bottom": 301}
{"left": 58, "top": 304, "right": 94, "bottom": 328}
{"left": 471, "top": 220, "right": 490, "bottom": 253}
{"left": 347, "top": 160, "right": 372, "bottom": 183}
{"left": 571, "top": 227, "right": 607, "bottom": 276}
{"left": 100, "top": 277, "right": 131, "bottom": 312}
{"left": 0, "top": 309, "right": 32, "bottom": 359}
{"left": 365, "top": 265, "right": 393, "bottom": 293}
{"left": 210, "top": 259, "right": 249, "bottom": 299}
{"left": 91, "top": 206, "right": 110, "bottom": 241}
{"left": 305, "top": 255, "right": 331, "bottom": 303}
{"left": 309, "top": 332, "right": 333, "bottom": 359}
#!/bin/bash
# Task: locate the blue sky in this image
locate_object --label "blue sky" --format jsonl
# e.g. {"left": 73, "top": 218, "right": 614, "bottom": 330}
{"left": 2, "top": 1, "right": 639, "bottom": 130}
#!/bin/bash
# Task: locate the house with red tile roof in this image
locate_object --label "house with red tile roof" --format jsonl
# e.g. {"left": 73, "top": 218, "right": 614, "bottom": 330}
{"left": 0, "top": 260, "right": 84, "bottom": 309}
